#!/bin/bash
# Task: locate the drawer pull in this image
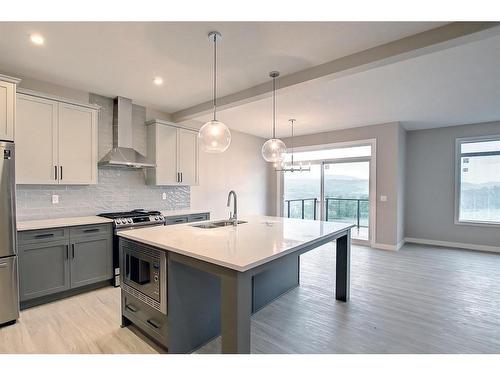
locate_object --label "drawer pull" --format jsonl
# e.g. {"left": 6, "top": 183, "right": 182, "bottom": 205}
{"left": 147, "top": 319, "right": 160, "bottom": 329}
{"left": 35, "top": 233, "right": 55, "bottom": 239}
{"left": 125, "top": 304, "right": 138, "bottom": 313}
{"left": 83, "top": 228, "right": 100, "bottom": 233}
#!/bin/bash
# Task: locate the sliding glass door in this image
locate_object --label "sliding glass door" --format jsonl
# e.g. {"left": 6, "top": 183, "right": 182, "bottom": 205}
{"left": 322, "top": 161, "right": 370, "bottom": 241}
{"left": 281, "top": 141, "right": 374, "bottom": 244}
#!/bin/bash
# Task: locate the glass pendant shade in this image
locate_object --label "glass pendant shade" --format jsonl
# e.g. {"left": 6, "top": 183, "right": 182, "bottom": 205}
{"left": 261, "top": 138, "right": 287, "bottom": 163}
{"left": 198, "top": 31, "right": 231, "bottom": 154}
{"left": 198, "top": 120, "right": 231, "bottom": 153}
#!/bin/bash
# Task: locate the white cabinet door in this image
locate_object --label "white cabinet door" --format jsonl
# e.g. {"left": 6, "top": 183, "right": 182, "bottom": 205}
{"left": 58, "top": 102, "right": 97, "bottom": 185}
{"left": 177, "top": 129, "right": 198, "bottom": 185}
{"left": 155, "top": 124, "right": 178, "bottom": 185}
{"left": 16, "top": 94, "right": 58, "bottom": 184}
{"left": 0, "top": 80, "right": 15, "bottom": 141}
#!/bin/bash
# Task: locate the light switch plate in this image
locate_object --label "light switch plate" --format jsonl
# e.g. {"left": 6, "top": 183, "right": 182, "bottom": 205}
{"left": 52, "top": 194, "right": 59, "bottom": 204}
{"left": 380, "top": 195, "right": 387, "bottom": 202}
{"left": 162, "top": 192, "right": 167, "bottom": 200}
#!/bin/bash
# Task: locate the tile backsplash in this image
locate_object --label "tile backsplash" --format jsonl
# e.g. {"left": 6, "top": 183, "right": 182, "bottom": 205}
{"left": 16, "top": 168, "right": 190, "bottom": 220}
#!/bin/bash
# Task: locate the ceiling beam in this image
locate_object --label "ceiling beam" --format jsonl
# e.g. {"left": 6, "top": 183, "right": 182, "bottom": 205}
{"left": 171, "top": 22, "right": 500, "bottom": 123}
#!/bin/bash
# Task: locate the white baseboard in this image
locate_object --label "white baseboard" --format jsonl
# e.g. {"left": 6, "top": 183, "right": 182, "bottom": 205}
{"left": 371, "top": 241, "right": 404, "bottom": 251}
{"left": 404, "top": 237, "right": 500, "bottom": 253}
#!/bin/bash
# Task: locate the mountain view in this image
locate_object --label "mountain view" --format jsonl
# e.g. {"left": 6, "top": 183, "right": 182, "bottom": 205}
{"left": 284, "top": 173, "right": 369, "bottom": 225}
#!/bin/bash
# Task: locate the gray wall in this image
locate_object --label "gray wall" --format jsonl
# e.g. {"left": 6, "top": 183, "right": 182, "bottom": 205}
{"left": 405, "top": 120, "right": 500, "bottom": 248}
{"left": 180, "top": 119, "right": 274, "bottom": 220}
{"left": 16, "top": 93, "right": 189, "bottom": 220}
{"left": 397, "top": 125, "right": 406, "bottom": 245}
{"left": 278, "top": 122, "right": 405, "bottom": 248}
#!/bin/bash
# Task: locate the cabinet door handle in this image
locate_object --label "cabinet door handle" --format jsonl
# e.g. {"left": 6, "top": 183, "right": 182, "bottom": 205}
{"left": 180, "top": 172, "right": 183, "bottom": 183}
{"left": 54, "top": 166, "right": 58, "bottom": 181}
{"left": 83, "top": 228, "right": 99, "bottom": 233}
{"left": 71, "top": 244, "right": 75, "bottom": 259}
{"left": 35, "top": 233, "right": 54, "bottom": 239}
{"left": 125, "top": 304, "right": 138, "bottom": 313}
{"left": 146, "top": 319, "right": 160, "bottom": 329}
{"left": 60, "top": 166, "right": 63, "bottom": 181}
{"left": 65, "top": 245, "right": 69, "bottom": 259}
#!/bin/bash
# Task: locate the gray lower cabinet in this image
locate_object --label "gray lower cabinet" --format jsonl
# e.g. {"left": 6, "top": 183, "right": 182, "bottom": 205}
{"left": 18, "top": 223, "right": 113, "bottom": 305}
{"left": 70, "top": 236, "right": 112, "bottom": 289}
{"left": 18, "top": 239, "right": 70, "bottom": 301}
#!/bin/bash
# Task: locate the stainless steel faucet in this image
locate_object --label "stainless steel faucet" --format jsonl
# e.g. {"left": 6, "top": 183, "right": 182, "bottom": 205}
{"left": 227, "top": 190, "right": 238, "bottom": 225}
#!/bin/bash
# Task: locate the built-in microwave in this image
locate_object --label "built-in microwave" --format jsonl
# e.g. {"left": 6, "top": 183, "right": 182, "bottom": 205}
{"left": 121, "top": 240, "right": 167, "bottom": 314}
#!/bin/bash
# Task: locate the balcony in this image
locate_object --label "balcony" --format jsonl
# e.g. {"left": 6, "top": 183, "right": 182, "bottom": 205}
{"left": 283, "top": 197, "right": 369, "bottom": 240}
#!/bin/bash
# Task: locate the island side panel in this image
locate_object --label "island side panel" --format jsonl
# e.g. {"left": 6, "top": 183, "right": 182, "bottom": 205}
{"left": 167, "top": 259, "right": 221, "bottom": 354}
{"left": 252, "top": 254, "right": 300, "bottom": 313}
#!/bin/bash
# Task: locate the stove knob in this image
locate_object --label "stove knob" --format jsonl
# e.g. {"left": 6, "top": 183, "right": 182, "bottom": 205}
{"left": 128, "top": 218, "right": 133, "bottom": 223}
{"left": 115, "top": 220, "right": 121, "bottom": 225}
{"left": 155, "top": 217, "right": 159, "bottom": 221}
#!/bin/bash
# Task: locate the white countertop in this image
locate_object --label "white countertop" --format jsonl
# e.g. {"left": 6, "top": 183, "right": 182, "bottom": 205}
{"left": 17, "top": 216, "right": 114, "bottom": 231}
{"left": 161, "top": 209, "right": 210, "bottom": 217}
{"left": 117, "top": 215, "right": 354, "bottom": 272}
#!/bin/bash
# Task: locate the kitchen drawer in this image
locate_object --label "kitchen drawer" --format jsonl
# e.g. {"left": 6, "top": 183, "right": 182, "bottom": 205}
{"left": 69, "top": 223, "right": 111, "bottom": 238}
{"left": 165, "top": 216, "right": 189, "bottom": 225}
{"left": 188, "top": 213, "right": 209, "bottom": 222}
{"left": 18, "top": 227, "right": 69, "bottom": 245}
{"left": 122, "top": 291, "right": 168, "bottom": 345}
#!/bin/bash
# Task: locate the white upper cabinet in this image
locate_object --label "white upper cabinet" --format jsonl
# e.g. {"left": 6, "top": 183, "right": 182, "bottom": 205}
{"left": 146, "top": 120, "right": 199, "bottom": 186}
{"left": 16, "top": 95, "right": 58, "bottom": 184}
{"left": 58, "top": 102, "right": 98, "bottom": 184}
{"left": 177, "top": 129, "right": 198, "bottom": 185}
{"left": 16, "top": 91, "right": 98, "bottom": 185}
{"left": 0, "top": 75, "right": 20, "bottom": 142}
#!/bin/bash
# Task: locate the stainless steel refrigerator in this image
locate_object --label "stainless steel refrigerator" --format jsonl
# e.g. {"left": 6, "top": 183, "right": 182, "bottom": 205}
{"left": 0, "top": 141, "right": 19, "bottom": 326}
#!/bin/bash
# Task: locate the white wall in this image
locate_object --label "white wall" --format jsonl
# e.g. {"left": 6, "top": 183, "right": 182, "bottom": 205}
{"left": 184, "top": 121, "right": 273, "bottom": 219}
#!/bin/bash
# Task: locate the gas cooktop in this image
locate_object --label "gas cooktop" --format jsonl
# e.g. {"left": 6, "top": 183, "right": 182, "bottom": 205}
{"left": 98, "top": 209, "right": 165, "bottom": 229}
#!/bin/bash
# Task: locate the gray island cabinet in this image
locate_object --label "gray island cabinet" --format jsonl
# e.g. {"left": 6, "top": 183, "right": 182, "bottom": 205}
{"left": 118, "top": 215, "right": 353, "bottom": 354}
{"left": 18, "top": 222, "right": 113, "bottom": 308}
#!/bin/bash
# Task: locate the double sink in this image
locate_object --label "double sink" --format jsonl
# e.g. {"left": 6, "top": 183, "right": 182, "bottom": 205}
{"left": 191, "top": 220, "right": 247, "bottom": 229}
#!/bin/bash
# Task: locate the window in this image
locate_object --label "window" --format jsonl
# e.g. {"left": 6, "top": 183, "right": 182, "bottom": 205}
{"left": 283, "top": 145, "right": 371, "bottom": 163}
{"left": 456, "top": 136, "right": 500, "bottom": 225}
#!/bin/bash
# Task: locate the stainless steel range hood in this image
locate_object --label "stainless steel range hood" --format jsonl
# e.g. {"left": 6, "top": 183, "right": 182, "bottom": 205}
{"left": 98, "top": 97, "right": 156, "bottom": 169}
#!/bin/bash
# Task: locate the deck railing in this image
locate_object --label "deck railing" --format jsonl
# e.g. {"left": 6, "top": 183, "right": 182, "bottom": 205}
{"left": 283, "top": 197, "right": 369, "bottom": 228}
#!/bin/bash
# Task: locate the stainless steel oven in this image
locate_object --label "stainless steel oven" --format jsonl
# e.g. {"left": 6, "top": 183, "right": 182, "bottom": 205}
{"left": 121, "top": 239, "right": 167, "bottom": 314}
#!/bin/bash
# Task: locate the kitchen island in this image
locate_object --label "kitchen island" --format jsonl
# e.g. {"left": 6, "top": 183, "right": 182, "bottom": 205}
{"left": 118, "top": 215, "right": 354, "bottom": 354}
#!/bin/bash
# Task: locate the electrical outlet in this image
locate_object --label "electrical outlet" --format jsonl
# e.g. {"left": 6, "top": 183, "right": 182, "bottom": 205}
{"left": 52, "top": 194, "right": 59, "bottom": 204}
{"left": 162, "top": 192, "right": 167, "bottom": 200}
{"left": 380, "top": 195, "right": 387, "bottom": 202}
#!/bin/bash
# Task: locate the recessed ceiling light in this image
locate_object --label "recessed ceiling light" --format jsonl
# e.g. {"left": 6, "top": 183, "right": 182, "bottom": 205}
{"left": 30, "top": 33, "right": 45, "bottom": 46}
{"left": 153, "top": 77, "right": 163, "bottom": 85}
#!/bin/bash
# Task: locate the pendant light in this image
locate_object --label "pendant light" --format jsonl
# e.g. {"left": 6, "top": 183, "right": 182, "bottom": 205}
{"left": 198, "top": 31, "right": 231, "bottom": 153}
{"left": 262, "top": 71, "right": 286, "bottom": 162}
{"left": 275, "top": 119, "right": 311, "bottom": 172}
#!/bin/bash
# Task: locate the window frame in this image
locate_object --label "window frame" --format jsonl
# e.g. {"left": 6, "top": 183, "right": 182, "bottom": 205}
{"left": 454, "top": 135, "right": 500, "bottom": 227}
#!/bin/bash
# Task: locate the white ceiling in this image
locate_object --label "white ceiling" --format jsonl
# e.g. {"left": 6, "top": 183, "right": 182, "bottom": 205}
{"left": 193, "top": 33, "right": 500, "bottom": 137}
{"left": 0, "top": 22, "right": 444, "bottom": 113}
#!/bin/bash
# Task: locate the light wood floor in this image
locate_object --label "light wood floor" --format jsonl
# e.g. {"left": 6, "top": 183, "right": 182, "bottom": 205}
{"left": 1, "top": 243, "right": 499, "bottom": 354}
